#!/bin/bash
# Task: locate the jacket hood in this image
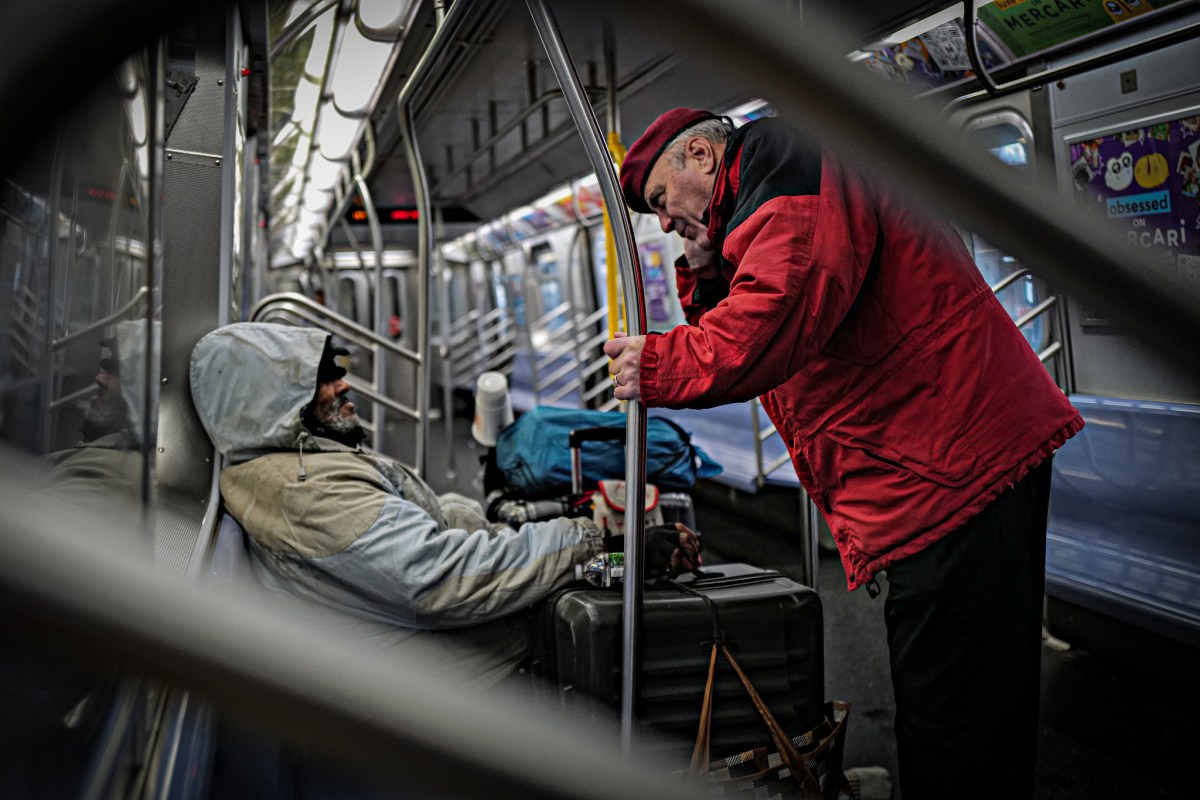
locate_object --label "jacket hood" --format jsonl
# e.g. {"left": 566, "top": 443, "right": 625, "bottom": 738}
{"left": 190, "top": 322, "right": 330, "bottom": 461}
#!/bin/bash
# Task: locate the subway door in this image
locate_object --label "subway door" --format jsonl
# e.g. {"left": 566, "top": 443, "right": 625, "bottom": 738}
{"left": 949, "top": 90, "right": 1069, "bottom": 390}
{"left": 528, "top": 228, "right": 580, "bottom": 408}
{"left": 564, "top": 224, "right": 608, "bottom": 409}
{"left": 334, "top": 270, "right": 373, "bottom": 424}
{"left": 382, "top": 268, "right": 418, "bottom": 431}
{"left": 478, "top": 259, "right": 516, "bottom": 379}
{"left": 443, "top": 260, "right": 473, "bottom": 391}
{"left": 503, "top": 248, "right": 536, "bottom": 410}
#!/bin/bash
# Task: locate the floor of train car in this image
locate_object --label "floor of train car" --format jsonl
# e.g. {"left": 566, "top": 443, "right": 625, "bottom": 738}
{"left": 421, "top": 403, "right": 1197, "bottom": 800}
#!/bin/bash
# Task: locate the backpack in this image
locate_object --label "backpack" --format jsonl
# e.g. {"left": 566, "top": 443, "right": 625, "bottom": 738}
{"left": 494, "top": 406, "right": 723, "bottom": 497}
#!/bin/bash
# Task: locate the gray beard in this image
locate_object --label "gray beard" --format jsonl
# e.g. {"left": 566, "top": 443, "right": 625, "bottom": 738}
{"left": 80, "top": 389, "right": 130, "bottom": 441}
{"left": 315, "top": 396, "right": 359, "bottom": 435}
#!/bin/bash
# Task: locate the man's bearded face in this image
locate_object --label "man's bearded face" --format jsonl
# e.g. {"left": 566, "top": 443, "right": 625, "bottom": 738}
{"left": 312, "top": 386, "right": 360, "bottom": 434}
{"left": 80, "top": 371, "right": 129, "bottom": 441}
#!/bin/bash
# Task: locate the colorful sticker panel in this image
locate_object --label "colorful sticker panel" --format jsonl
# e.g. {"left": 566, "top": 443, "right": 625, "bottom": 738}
{"left": 1070, "top": 114, "right": 1200, "bottom": 283}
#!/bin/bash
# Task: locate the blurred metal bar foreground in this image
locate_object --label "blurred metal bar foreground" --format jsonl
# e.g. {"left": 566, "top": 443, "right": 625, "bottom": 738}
{"left": 583, "top": 0, "right": 1200, "bottom": 371}
{"left": 0, "top": 449, "right": 695, "bottom": 800}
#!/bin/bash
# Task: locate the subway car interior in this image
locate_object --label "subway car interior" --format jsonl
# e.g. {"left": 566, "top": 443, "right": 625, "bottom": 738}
{"left": 1, "top": 0, "right": 1198, "bottom": 797}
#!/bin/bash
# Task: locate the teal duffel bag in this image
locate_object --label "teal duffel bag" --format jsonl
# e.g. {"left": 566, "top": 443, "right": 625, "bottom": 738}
{"left": 495, "top": 406, "right": 722, "bottom": 496}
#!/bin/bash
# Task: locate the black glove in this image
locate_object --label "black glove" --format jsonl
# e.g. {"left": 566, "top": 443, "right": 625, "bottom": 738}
{"left": 602, "top": 525, "right": 695, "bottom": 580}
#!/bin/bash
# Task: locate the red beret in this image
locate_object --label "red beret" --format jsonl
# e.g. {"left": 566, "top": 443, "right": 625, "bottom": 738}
{"left": 619, "top": 108, "right": 719, "bottom": 214}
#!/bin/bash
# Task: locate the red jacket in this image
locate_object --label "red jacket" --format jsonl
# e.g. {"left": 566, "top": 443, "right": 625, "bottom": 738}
{"left": 642, "top": 119, "right": 1083, "bottom": 589}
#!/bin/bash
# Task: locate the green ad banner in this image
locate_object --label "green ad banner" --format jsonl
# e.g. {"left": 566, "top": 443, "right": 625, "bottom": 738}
{"left": 979, "top": 0, "right": 1186, "bottom": 58}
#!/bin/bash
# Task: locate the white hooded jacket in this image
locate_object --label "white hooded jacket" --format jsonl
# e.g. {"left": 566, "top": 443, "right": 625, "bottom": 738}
{"left": 189, "top": 322, "right": 603, "bottom": 632}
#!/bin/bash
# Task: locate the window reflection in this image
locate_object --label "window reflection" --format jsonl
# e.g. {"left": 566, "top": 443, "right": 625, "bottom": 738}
{"left": 0, "top": 50, "right": 159, "bottom": 794}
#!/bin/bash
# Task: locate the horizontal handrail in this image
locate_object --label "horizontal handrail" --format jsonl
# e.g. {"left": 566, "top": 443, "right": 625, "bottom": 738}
{"left": 257, "top": 307, "right": 400, "bottom": 360}
{"left": 447, "top": 309, "right": 483, "bottom": 334}
{"left": 532, "top": 300, "right": 573, "bottom": 329}
{"left": 480, "top": 350, "right": 517, "bottom": 373}
{"left": 1014, "top": 297, "right": 1057, "bottom": 330}
{"left": 583, "top": 353, "right": 610, "bottom": 374}
{"left": 762, "top": 452, "right": 792, "bottom": 479}
{"left": 536, "top": 338, "right": 578, "bottom": 371}
{"left": 343, "top": 375, "right": 420, "bottom": 423}
{"left": 582, "top": 381, "right": 610, "bottom": 403}
{"left": 251, "top": 292, "right": 422, "bottom": 364}
{"left": 480, "top": 318, "right": 515, "bottom": 340}
{"left": 1038, "top": 341, "right": 1063, "bottom": 364}
{"left": 543, "top": 383, "right": 579, "bottom": 406}
{"left": 990, "top": 268, "right": 1031, "bottom": 295}
{"left": 479, "top": 306, "right": 508, "bottom": 322}
{"left": 49, "top": 382, "right": 99, "bottom": 411}
{"left": 535, "top": 359, "right": 579, "bottom": 391}
{"left": 51, "top": 286, "right": 149, "bottom": 351}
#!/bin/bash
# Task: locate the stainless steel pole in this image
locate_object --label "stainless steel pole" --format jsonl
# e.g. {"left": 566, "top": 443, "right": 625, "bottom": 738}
{"left": 354, "top": 162, "right": 387, "bottom": 457}
{"left": 526, "top": 0, "right": 648, "bottom": 753}
{"left": 436, "top": 207, "right": 456, "bottom": 478}
{"left": 399, "top": 103, "right": 431, "bottom": 479}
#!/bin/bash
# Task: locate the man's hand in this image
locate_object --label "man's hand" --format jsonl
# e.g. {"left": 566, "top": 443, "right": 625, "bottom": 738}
{"left": 604, "top": 522, "right": 702, "bottom": 579}
{"left": 666, "top": 522, "right": 702, "bottom": 577}
{"left": 603, "top": 333, "right": 646, "bottom": 402}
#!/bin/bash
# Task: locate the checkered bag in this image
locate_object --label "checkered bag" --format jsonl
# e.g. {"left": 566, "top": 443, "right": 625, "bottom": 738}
{"left": 678, "top": 581, "right": 849, "bottom": 800}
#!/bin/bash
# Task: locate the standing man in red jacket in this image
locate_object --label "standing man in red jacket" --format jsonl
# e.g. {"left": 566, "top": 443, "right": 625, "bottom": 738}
{"left": 605, "top": 108, "right": 1083, "bottom": 799}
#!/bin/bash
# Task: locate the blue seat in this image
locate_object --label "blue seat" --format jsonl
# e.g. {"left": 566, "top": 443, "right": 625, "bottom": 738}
{"left": 1047, "top": 395, "right": 1200, "bottom": 647}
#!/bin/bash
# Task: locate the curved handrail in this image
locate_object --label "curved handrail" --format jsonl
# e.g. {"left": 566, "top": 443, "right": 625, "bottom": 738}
{"left": 52, "top": 286, "right": 150, "bottom": 351}
{"left": 251, "top": 292, "right": 422, "bottom": 364}
{"left": 990, "top": 268, "right": 1031, "bottom": 295}
{"left": 964, "top": 0, "right": 998, "bottom": 97}
{"left": 1014, "top": 296, "right": 1057, "bottom": 330}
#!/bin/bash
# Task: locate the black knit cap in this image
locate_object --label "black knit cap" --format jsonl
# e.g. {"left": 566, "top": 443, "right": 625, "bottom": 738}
{"left": 316, "top": 338, "right": 349, "bottom": 383}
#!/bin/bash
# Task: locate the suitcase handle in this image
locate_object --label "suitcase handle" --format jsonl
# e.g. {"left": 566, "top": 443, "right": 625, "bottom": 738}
{"left": 568, "top": 426, "right": 626, "bottom": 493}
{"left": 681, "top": 569, "right": 784, "bottom": 590}
{"left": 568, "top": 426, "right": 626, "bottom": 449}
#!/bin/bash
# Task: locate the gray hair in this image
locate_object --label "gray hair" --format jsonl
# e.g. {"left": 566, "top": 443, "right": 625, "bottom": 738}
{"left": 664, "top": 117, "right": 734, "bottom": 168}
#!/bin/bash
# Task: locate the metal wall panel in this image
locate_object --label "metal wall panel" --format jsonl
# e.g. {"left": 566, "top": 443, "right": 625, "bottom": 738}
{"left": 1052, "top": 58, "right": 1200, "bottom": 402}
{"left": 156, "top": 9, "right": 232, "bottom": 565}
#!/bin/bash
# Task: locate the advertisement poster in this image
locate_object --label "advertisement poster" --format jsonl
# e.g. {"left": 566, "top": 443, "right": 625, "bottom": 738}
{"left": 861, "top": 20, "right": 1007, "bottom": 90}
{"left": 1070, "top": 114, "right": 1200, "bottom": 284}
{"left": 639, "top": 241, "right": 672, "bottom": 325}
{"left": 979, "top": 0, "right": 1184, "bottom": 59}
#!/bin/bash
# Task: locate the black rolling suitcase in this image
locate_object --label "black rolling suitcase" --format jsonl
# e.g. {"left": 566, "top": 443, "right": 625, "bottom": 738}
{"left": 530, "top": 563, "right": 824, "bottom": 763}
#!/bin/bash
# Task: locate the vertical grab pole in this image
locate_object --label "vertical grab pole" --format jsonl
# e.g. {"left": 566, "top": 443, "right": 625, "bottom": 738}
{"left": 353, "top": 154, "right": 388, "bottom": 457}
{"left": 394, "top": 0, "right": 468, "bottom": 479}
{"left": 399, "top": 102, "right": 430, "bottom": 479}
{"left": 436, "top": 207, "right": 456, "bottom": 478}
{"left": 527, "top": 0, "right": 647, "bottom": 753}
{"left": 601, "top": 22, "right": 626, "bottom": 339}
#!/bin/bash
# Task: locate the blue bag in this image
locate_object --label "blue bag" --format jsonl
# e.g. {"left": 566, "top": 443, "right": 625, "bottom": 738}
{"left": 495, "top": 407, "right": 723, "bottom": 496}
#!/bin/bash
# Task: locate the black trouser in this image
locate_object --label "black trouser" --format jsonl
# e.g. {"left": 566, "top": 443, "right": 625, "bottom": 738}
{"left": 884, "top": 459, "right": 1052, "bottom": 800}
